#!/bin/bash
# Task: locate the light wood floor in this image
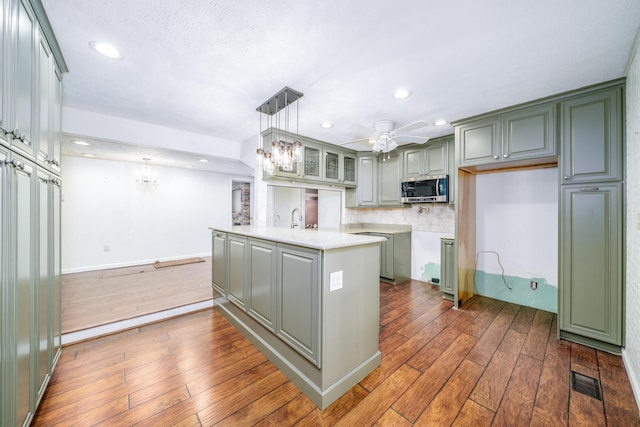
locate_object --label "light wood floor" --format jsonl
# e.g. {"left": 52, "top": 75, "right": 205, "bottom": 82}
{"left": 34, "top": 279, "right": 639, "bottom": 426}
{"left": 61, "top": 258, "right": 213, "bottom": 333}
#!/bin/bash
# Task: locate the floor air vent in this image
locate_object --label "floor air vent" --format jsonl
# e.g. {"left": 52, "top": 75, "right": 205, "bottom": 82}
{"left": 571, "top": 371, "right": 602, "bottom": 400}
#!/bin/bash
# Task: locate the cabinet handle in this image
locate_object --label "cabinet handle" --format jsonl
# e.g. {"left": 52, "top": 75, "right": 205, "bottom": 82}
{"left": 563, "top": 175, "right": 572, "bottom": 181}
{"left": 444, "top": 242, "right": 454, "bottom": 246}
{"left": 11, "top": 129, "right": 20, "bottom": 139}
{"left": 11, "top": 159, "right": 25, "bottom": 170}
{"left": 503, "top": 154, "right": 509, "bottom": 158}
{"left": 579, "top": 187, "right": 599, "bottom": 192}
{"left": 493, "top": 155, "right": 499, "bottom": 160}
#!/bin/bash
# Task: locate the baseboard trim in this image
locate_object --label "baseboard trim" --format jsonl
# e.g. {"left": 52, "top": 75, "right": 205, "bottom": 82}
{"left": 62, "top": 252, "right": 211, "bottom": 274}
{"left": 61, "top": 300, "right": 213, "bottom": 345}
{"left": 622, "top": 348, "right": 640, "bottom": 413}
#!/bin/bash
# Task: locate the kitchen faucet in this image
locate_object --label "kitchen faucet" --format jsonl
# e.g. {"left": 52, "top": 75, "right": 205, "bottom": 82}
{"left": 290, "top": 208, "right": 302, "bottom": 229}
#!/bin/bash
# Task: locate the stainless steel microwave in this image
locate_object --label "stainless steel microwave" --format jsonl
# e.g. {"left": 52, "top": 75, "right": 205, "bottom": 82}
{"left": 401, "top": 174, "right": 448, "bottom": 203}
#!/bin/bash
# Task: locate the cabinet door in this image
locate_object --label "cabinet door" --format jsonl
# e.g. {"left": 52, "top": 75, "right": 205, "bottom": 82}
{"left": 343, "top": 154, "right": 356, "bottom": 185}
{"left": 357, "top": 155, "right": 377, "bottom": 206}
{"left": 560, "top": 88, "right": 622, "bottom": 183}
{"left": 372, "top": 233, "right": 394, "bottom": 280}
{"left": 227, "top": 235, "right": 247, "bottom": 309}
{"left": 323, "top": 148, "right": 340, "bottom": 183}
{"left": 36, "top": 169, "right": 50, "bottom": 397}
{"left": 37, "top": 33, "right": 52, "bottom": 167}
{"left": 302, "top": 145, "right": 321, "bottom": 180}
{"left": 211, "top": 231, "right": 227, "bottom": 296}
{"left": 276, "top": 244, "right": 320, "bottom": 367}
{"left": 559, "top": 184, "right": 622, "bottom": 346}
{"left": 425, "top": 141, "right": 448, "bottom": 175}
{"left": 502, "top": 103, "right": 556, "bottom": 161}
{"left": 378, "top": 152, "right": 403, "bottom": 206}
{"left": 49, "top": 70, "right": 62, "bottom": 174}
{"left": 248, "top": 238, "right": 276, "bottom": 332}
{"left": 12, "top": 0, "right": 37, "bottom": 158}
{"left": 0, "top": 0, "right": 7, "bottom": 144}
{"left": 51, "top": 177, "right": 61, "bottom": 362}
{"left": 403, "top": 148, "right": 424, "bottom": 179}
{"left": 13, "top": 156, "right": 35, "bottom": 426}
{"left": 440, "top": 238, "right": 455, "bottom": 296}
{"left": 457, "top": 117, "right": 500, "bottom": 167}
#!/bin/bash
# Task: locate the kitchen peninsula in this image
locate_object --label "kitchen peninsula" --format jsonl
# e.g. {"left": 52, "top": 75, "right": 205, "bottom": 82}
{"left": 210, "top": 226, "right": 384, "bottom": 409}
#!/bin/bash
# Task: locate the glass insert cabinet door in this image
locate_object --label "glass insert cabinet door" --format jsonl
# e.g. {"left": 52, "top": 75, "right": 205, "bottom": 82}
{"left": 304, "top": 146, "right": 320, "bottom": 178}
{"left": 325, "top": 151, "right": 339, "bottom": 180}
{"left": 344, "top": 156, "right": 355, "bottom": 182}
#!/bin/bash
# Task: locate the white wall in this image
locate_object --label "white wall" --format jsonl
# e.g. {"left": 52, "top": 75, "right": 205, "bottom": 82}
{"left": 61, "top": 155, "right": 251, "bottom": 272}
{"left": 475, "top": 168, "right": 558, "bottom": 284}
{"left": 623, "top": 33, "right": 640, "bottom": 407}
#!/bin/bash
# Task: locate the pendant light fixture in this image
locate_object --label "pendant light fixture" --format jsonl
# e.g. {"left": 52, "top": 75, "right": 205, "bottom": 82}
{"left": 256, "top": 87, "right": 304, "bottom": 175}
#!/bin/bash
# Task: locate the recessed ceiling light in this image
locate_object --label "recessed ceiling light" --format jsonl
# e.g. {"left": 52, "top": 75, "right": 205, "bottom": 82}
{"left": 393, "top": 89, "right": 412, "bottom": 99}
{"left": 82, "top": 153, "right": 95, "bottom": 158}
{"left": 199, "top": 159, "right": 208, "bottom": 163}
{"left": 73, "top": 140, "right": 90, "bottom": 146}
{"left": 434, "top": 119, "right": 448, "bottom": 126}
{"left": 320, "top": 121, "right": 333, "bottom": 128}
{"left": 89, "top": 41, "right": 122, "bottom": 59}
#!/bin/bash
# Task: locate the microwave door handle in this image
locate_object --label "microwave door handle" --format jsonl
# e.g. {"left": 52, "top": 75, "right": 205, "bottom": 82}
{"left": 436, "top": 178, "right": 440, "bottom": 197}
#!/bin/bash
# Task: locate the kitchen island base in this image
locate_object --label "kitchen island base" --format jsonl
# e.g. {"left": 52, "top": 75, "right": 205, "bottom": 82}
{"left": 215, "top": 297, "right": 381, "bottom": 409}
{"left": 211, "top": 226, "right": 383, "bottom": 409}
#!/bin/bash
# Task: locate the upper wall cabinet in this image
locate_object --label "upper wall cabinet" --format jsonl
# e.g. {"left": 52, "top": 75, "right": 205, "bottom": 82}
{"left": 11, "top": 0, "right": 37, "bottom": 158}
{"left": 378, "top": 152, "right": 404, "bottom": 206}
{"left": 403, "top": 138, "right": 450, "bottom": 179}
{"left": 457, "top": 103, "right": 557, "bottom": 170}
{"left": 261, "top": 128, "right": 357, "bottom": 188}
{"left": 560, "top": 87, "right": 622, "bottom": 184}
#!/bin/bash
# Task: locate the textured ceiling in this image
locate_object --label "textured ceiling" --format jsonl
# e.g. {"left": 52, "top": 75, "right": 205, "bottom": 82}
{"left": 43, "top": 0, "right": 640, "bottom": 168}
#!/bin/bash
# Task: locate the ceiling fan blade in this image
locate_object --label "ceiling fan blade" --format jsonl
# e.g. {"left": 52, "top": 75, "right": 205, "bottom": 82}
{"left": 393, "top": 120, "right": 430, "bottom": 134}
{"left": 337, "top": 137, "right": 371, "bottom": 146}
{"left": 394, "top": 135, "right": 431, "bottom": 144}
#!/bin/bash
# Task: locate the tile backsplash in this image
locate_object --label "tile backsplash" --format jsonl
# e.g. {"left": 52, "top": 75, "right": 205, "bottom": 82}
{"left": 344, "top": 204, "right": 455, "bottom": 234}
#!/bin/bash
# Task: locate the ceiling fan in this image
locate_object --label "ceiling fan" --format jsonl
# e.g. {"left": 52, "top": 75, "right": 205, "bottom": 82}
{"left": 339, "top": 119, "right": 431, "bottom": 153}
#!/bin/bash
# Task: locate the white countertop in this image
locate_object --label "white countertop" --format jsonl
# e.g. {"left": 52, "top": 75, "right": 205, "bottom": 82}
{"left": 210, "top": 225, "right": 385, "bottom": 250}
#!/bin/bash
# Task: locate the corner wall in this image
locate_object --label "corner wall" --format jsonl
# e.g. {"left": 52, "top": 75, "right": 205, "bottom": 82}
{"left": 623, "top": 31, "right": 640, "bottom": 408}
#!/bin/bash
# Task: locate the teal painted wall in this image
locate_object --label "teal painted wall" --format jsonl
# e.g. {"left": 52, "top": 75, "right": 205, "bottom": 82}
{"left": 421, "top": 262, "right": 441, "bottom": 283}
{"left": 474, "top": 270, "right": 557, "bottom": 313}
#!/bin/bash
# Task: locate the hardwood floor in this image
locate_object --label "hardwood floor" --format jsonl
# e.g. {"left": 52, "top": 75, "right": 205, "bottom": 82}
{"left": 35, "top": 280, "right": 639, "bottom": 426}
{"left": 61, "top": 258, "right": 213, "bottom": 333}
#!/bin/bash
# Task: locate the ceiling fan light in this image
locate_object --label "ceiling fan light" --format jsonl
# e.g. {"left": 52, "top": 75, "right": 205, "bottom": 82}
{"left": 393, "top": 88, "right": 411, "bottom": 99}
{"left": 387, "top": 139, "right": 398, "bottom": 151}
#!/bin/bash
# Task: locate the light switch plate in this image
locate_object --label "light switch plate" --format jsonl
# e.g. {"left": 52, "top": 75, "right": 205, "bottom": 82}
{"left": 330, "top": 270, "right": 343, "bottom": 292}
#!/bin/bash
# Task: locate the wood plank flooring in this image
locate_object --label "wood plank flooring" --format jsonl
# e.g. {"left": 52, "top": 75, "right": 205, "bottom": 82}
{"left": 35, "top": 280, "right": 639, "bottom": 426}
{"left": 61, "top": 258, "right": 213, "bottom": 333}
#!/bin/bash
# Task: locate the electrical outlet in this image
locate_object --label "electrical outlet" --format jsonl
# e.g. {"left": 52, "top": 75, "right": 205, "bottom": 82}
{"left": 530, "top": 280, "right": 538, "bottom": 290}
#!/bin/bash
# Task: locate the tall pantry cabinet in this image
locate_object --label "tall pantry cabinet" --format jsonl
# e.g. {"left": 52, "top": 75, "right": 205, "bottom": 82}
{"left": 558, "top": 85, "right": 624, "bottom": 353}
{"left": 0, "top": 0, "right": 67, "bottom": 425}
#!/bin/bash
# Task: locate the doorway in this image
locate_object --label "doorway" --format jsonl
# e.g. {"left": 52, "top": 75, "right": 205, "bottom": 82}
{"left": 232, "top": 181, "right": 252, "bottom": 225}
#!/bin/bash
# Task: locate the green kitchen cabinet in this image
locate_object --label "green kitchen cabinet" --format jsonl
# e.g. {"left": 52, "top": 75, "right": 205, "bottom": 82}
{"left": 211, "top": 231, "right": 227, "bottom": 296}
{"left": 440, "top": 237, "right": 455, "bottom": 300}
{"left": 560, "top": 87, "right": 622, "bottom": 184}
{"left": 378, "top": 152, "right": 403, "bottom": 206}
{"left": 343, "top": 155, "right": 356, "bottom": 185}
{"left": 323, "top": 147, "right": 340, "bottom": 183}
{"left": 403, "top": 139, "right": 449, "bottom": 179}
{"left": 227, "top": 234, "right": 248, "bottom": 310}
{"left": 360, "top": 231, "right": 411, "bottom": 284}
{"left": 559, "top": 183, "right": 623, "bottom": 351}
{"left": 457, "top": 116, "right": 500, "bottom": 167}
{"left": 302, "top": 143, "right": 322, "bottom": 180}
{"left": 457, "top": 103, "right": 556, "bottom": 168}
{"left": 248, "top": 238, "right": 277, "bottom": 332}
{"left": 276, "top": 244, "right": 321, "bottom": 366}
{"left": 353, "top": 154, "right": 378, "bottom": 207}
